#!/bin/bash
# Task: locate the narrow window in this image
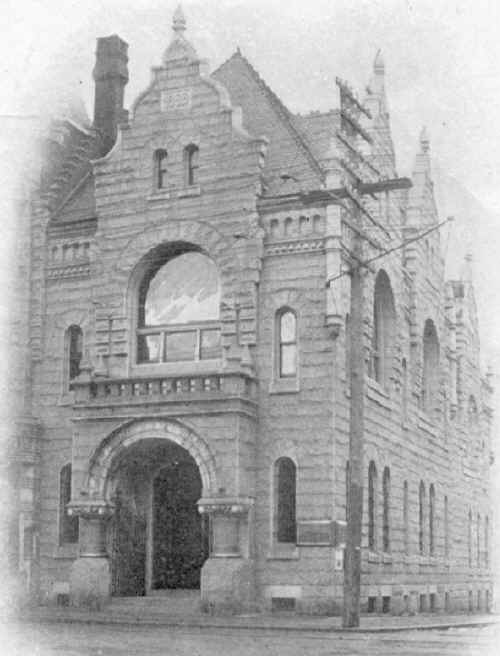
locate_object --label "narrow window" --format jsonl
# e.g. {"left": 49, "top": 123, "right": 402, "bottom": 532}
{"left": 468, "top": 509, "right": 472, "bottom": 567}
{"left": 345, "top": 460, "right": 351, "bottom": 523}
{"left": 422, "top": 319, "right": 439, "bottom": 411}
{"left": 419, "top": 481, "right": 426, "bottom": 555}
{"left": 278, "top": 310, "right": 297, "bottom": 378}
{"left": 368, "top": 461, "right": 377, "bottom": 551}
{"left": 185, "top": 144, "right": 199, "bottom": 186}
{"left": 382, "top": 467, "right": 390, "bottom": 552}
{"left": 429, "top": 484, "right": 435, "bottom": 556}
{"left": 403, "top": 480, "right": 409, "bottom": 555}
{"left": 275, "top": 458, "right": 296, "bottom": 543}
{"left": 402, "top": 358, "right": 408, "bottom": 419}
{"left": 477, "top": 514, "right": 481, "bottom": 568}
{"left": 154, "top": 149, "right": 168, "bottom": 189}
{"left": 67, "top": 325, "right": 83, "bottom": 385}
{"left": 444, "top": 495, "right": 449, "bottom": 559}
{"left": 59, "top": 464, "right": 78, "bottom": 545}
{"left": 485, "top": 516, "right": 489, "bottom": 568}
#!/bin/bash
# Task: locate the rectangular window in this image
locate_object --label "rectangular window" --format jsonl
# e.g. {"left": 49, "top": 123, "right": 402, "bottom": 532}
{"left": 137, "top": 333, "right": 162, "bottom": 363}
{"left": 165, "top": 331, "right": 197, "bottom": 362}
{"left": 200, "top": 329, "right": 221, "bottom": 360}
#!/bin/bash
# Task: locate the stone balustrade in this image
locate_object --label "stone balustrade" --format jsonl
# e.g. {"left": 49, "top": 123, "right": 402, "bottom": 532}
{"left": 72, "top": 371, "right": 257, "bottom": 406}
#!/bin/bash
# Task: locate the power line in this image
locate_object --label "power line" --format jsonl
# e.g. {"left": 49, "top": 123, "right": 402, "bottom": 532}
{"left": 327, "top": 216, "right": 453, "bottom": 286}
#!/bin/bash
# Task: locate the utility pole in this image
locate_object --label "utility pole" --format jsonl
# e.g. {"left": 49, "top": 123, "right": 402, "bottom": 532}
{"left": 342, "top": 205, "right": 364, "bottom": 627}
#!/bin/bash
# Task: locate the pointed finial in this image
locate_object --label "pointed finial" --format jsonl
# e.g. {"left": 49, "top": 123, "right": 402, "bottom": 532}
{"left": 420, "top": 126, "right": 430, "bottom": 153}
{"left": 374, "top": 49, "right": 385, "bottom": 74}
{"left": 173, "top": 4, "right": 186, "bottom": 34}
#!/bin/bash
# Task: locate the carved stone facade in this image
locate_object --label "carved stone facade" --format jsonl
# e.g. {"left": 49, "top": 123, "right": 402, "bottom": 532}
{"left": 10, "top": 9, "right": 493, "bottom": 615}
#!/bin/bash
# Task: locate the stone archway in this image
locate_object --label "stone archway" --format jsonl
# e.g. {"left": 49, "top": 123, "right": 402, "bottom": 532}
{"left": 85, "top": 418, "right": 217, "bottom": 502}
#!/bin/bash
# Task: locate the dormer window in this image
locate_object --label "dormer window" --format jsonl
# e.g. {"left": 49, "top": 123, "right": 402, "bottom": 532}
{"left": 154, "top": 149, "right": 168, "bottom": 189}
{"left": 184, "top": 144, "right": 199, "bottom": 186}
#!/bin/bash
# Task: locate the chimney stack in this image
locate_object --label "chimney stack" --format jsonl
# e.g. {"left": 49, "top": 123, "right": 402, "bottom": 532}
{"left": 93, "top": 35, "right": 129, "bottom": 153}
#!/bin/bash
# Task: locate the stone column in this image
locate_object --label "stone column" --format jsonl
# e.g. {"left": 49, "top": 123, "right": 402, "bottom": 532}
{"left": 198, "top": 497, "right": 255, "bottom": 614}
{"left": 68, "top": 500, "right": 114, "bottom": 609}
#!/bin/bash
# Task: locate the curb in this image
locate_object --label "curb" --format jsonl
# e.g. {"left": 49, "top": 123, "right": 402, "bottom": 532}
{"left": 16, "top": 612, "right": 500, "bottom": 634}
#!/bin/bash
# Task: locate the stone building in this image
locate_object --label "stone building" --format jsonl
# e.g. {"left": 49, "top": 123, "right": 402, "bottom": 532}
{"left": 9, "top": 7, "right": 493, "bottom": 615}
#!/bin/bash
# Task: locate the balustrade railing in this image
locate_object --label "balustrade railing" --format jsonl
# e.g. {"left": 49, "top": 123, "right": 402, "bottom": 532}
{"left": 73, "top": 371, "right": 255, "bottom": 404}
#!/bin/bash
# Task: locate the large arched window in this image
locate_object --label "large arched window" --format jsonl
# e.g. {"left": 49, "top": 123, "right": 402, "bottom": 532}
{"left": 154, "top": 149, "right": 168, "bottom": 190}
{"left": 59, "top": 463, "right": 78, "bottom": 545}
{"left": 184, "top": 144, "right": 199, "bottom": 186}
{"left": 275, "top": 457, "right": 296, "bottom": 543}
{"left": 422, "top": 319, "right": 439, "bottom": 411}
{"left": 382, "top": 467, "right": 390, "bottom": 552}
{"left": 137, "top": 249, "right": 221, "bottom": 364}
{"left": 370, "top": 270, "right": 396, "bottom": 387}
{"left": 368, "top": 461, "right": 377, "bottom": 551}
{"left": 66, "top": 325, "right": 83, "bottom": 387}
{"left": 419, "top": 481, "right": 426, "bottom": 555}
{"left": 429, "top": 484, "right": 435, "bottom": 556}
{"left": 277, "top": 309, "right": 297, "bottom": 378}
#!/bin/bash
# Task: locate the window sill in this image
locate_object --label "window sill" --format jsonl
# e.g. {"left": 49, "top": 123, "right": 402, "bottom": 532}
{"left": 365, "top": 377, "right": 392, "bottom": 410}
{"left": 267, "top": 545, "right": 300, "bottom": 560}
{"left": 53, "top": 544, "right": 78, "bottom": 560}
{"left": 367, "top": 550, "right": 380, "bottom": 564}
{"left": 177, "top": 185, "right": 201, "bottom": 198}
{"left": 382, "top": 552, "right": 393, "bottom": 564}
{"left": 148, "top": 190, "right": 172, "bottom": 201}
{"left": 269, "top": 378, "right": 299, "bottom": 395}
{"left": 58, "top": 392, "right": 75, "bottom": 407}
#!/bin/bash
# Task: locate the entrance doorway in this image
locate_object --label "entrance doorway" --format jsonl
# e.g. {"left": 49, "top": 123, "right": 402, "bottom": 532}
{"left": 152, "top": 451, "right": 208, "bottom": 591}
{"left": 109, "top": 438, "right": 208, "bottom": 597}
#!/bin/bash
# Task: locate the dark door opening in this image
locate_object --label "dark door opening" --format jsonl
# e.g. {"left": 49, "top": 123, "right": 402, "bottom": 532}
{"left": 152, "top": 455, "right": 208, "bottom": 590}
{"left": 110, "top": 490, "right": 147, "bottom": 596}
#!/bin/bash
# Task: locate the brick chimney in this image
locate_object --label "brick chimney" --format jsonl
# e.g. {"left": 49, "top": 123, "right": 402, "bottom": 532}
{"left": 93, "top": 35, "right": 129, "bottom": 153}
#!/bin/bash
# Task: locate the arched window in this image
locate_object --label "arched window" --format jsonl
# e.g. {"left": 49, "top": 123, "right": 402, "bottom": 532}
{"left": 137, "top": 248, "right": 221, "bottom": 364}
{"left": 422, "top": 319, "right": 439, "bottom": 411}
{"left": 370, "top": 270, "right": 396, "bottom": 387}
{"left": 59, "top": 464, "right": 78, "bottom": 545}
{"left": 468, "top": 508, "right": 472, "bottom": 567}
{"left": 403, "top": 480, "right": 409, "bottom": 555}
{"left": 277, "top": 309, "right": 297, "bottom": 378}
{"left": 402, "top": 357, "right": 408, "bottom": 419}
{"left": 485, "top": 516, "right": 489, "bottom": 568}
{"left": 154, "top": 149, "right": 168, "bottom": 189}
{"left": 67, "top": 325, "right": 83, "bottom": 386}
{"left": 429, "top": 484, "right": 435, "bottom": 556}
{"left": 345, "top": 460, "right": 351, "bottom": 523}
{"left": 382, "top": 467, "right": 390, "bottom": 552}
{"left": 368, "top": 461, "right": 377, "bottom": 551}
{"left": 275, "top": 458, "right": 296, "bottom": 543}
{"left": 184, "top": 144, "right": 199, "bottom": 186}
{"left": 444, "top": 495, "right": 449, "bottom": 559}
{"left": 419, "top": 481, "right": 426, "bottom": 555}
{"left": 477, "top": 513, "right": 481, "bottom": 568}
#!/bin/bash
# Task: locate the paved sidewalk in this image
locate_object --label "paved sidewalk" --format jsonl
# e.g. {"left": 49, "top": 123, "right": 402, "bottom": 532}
{"left": 15, "top": 605, "right": 500, "bottom": 633}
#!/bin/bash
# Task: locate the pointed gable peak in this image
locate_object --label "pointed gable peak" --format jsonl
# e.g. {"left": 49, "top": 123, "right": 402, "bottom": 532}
{"left": 374, "top": 49, "right": 385, "bottom": 74}
{"left": 163, "top": 4, "right": 198, "bottom": 65}
{"left": 173, "top": 4, "right": 186, "bottom": 33}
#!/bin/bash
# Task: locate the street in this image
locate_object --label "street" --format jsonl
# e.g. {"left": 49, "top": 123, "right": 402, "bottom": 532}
{"left": 2, "top": 622, "right": 499, "bottom": 656}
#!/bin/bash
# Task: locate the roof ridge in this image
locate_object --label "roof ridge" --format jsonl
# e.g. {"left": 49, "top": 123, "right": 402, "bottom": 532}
{"left": 213, "top": 50, "right": 325, "bottom": 182}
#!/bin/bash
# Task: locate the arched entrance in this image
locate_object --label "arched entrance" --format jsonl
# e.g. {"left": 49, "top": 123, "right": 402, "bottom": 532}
{"left": 107, "top": 438, "right": 209, "bottom": 597}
